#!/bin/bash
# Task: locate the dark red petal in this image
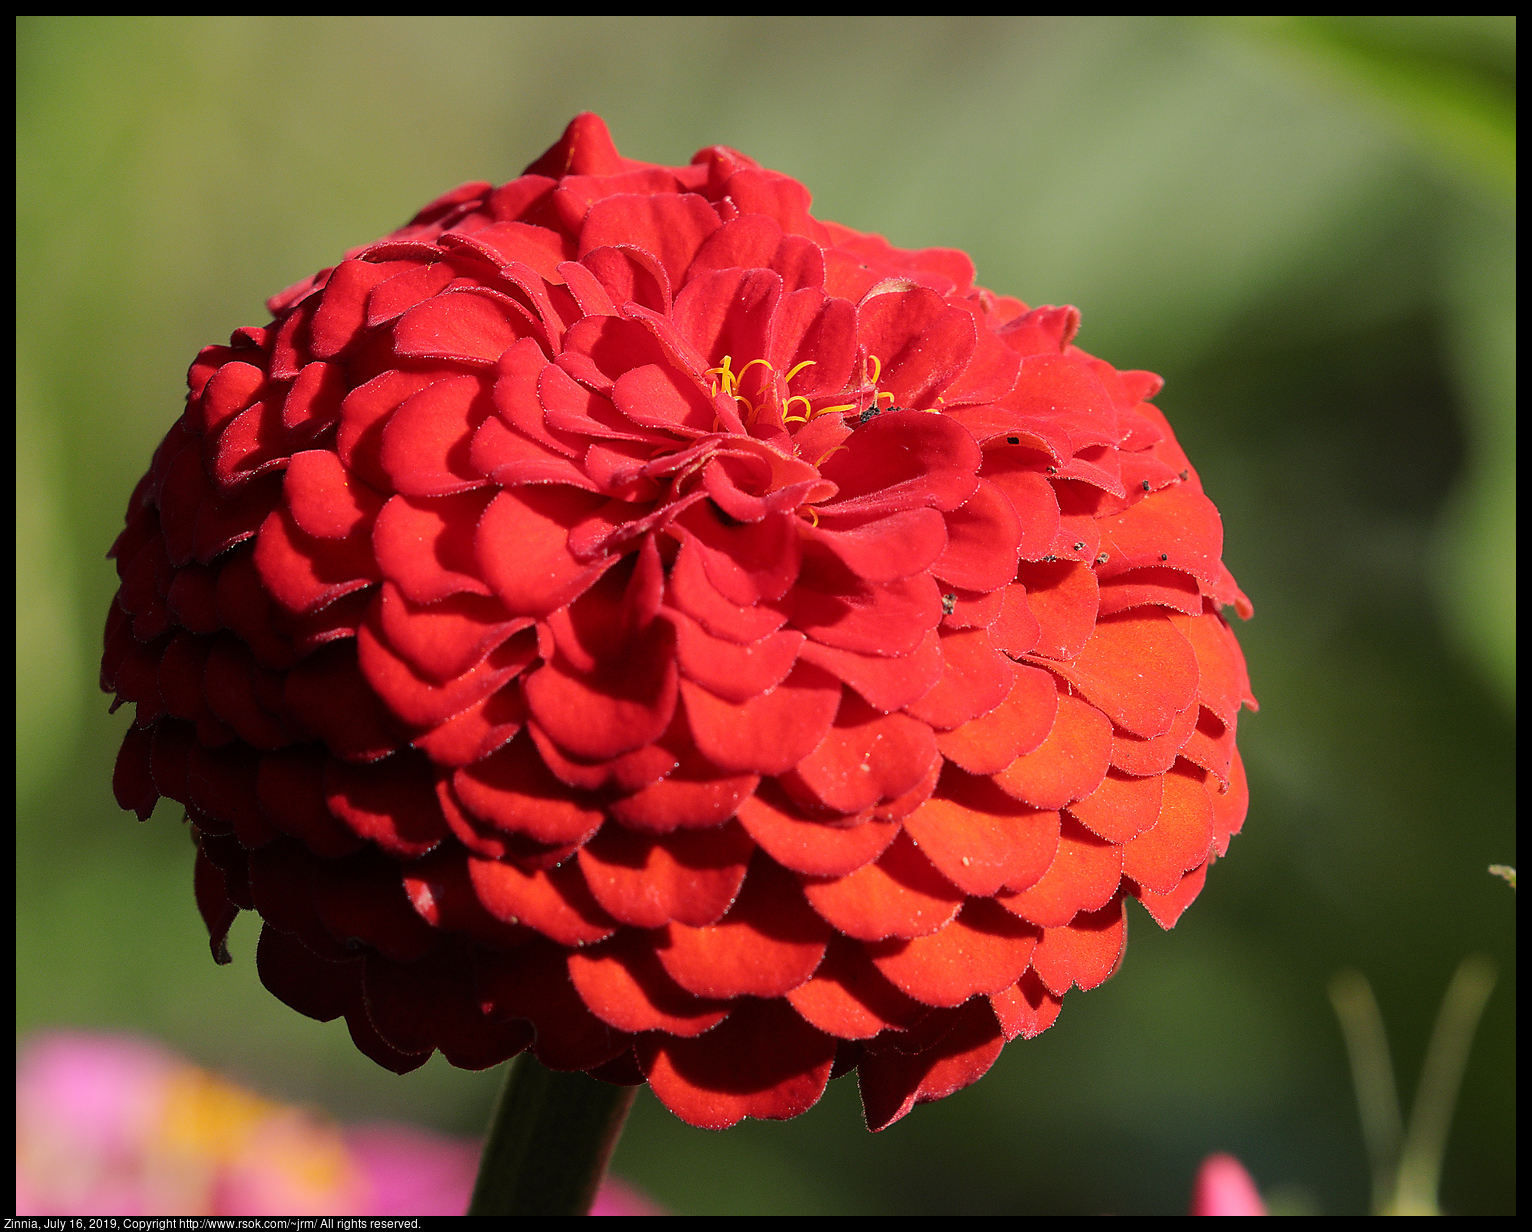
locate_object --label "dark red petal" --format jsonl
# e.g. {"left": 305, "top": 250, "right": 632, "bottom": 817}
{"left": 283, "top": 641, "right": 403, "bottom": 763}
{"left": 1013, "top": 560, "right": 1098, "bottom": 661}
{"left": 476, "top": 487, "right": 612, "bottom": 618}
{"left": 800, "top": 830, "right": 964, "bottom": 941}
{"left": 576, "top": 819, "right": 754, "bottom": 928}
{"left": 1119, "top": 761, "right": 1215, "bottom": 894}
{"left": 993, "top": 691, "right": 1112, "bottom": 809}
{"left": 1038, "top": 609, "right": 1199, "bottom": 739}
{"left": 1066, "top": 766, "right": 1163, "bottom": 844}
{"left": 194, "top": 841, "right": 239, "bottom": 964}
{"left": 781, "top": 693, "right": 938, "bottom": 815}
{"left": 313, "top": 848, "right": 439, "bottom": 962}
{"left": 902, "top": 767, "right": 1060, "bottom": 897}
{"left": 256, "top": 922, "right": 357, "bottom": 1022}
{"left": 996, "top": 814, "right": 1123, "bottom": 928}
{"left": 468, "top": 854, "right": 616, "bottom": 947}
{"left": 452, "top": 733, "right": 606, "bottom": 847}
{"left": 475, "top": 939, "right": 632, "bottom": 1072}
{"left": 112, "top": 722, "right": 159, "bottom": 820}
{"left": 989, "top": 970, "right": 1063, "bottom": 1041}
{"left": 1029, "top": 893, "right": 1126, "bottom": 996}
{"left": 735, "top": 782, "right": 900, "bottom": 877}
{"left": 679, "top": 664, "right": 841, "bottom": 775}
{"left": 656, "top": 853, "right": 830, "bottom": 998}
{"left": 785, "top": 932, "right": 928, "bottom": 1040}
{"left": 523, "top": 630, "right": 678, "bottom": 763}
{"left": 935, "top": 663, "right": 1057, "bottom": 775}
{"left": 252, "top": 507, "right": 378, "bottom": 616}
{"left": 857, "top": 997, "right": 1004, "bottom": 1132}
{"left": 903, "top": 627, "right": 1016, "bottom": 731}
{"left": 867, "top": 898, "right": 1040, "bottom": 1008}
{"left": 567, "top": 931, "right": 730, "bottom": 1036}
{"left": 322, "top": 750, "right": 447, "bottom": 859}
{"left": 638, "top": 997, "right": 837, "bottom": 1130}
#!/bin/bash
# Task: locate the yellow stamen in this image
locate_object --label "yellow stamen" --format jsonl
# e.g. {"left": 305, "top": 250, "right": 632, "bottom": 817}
{"left": 815, "top": 443, "right": 849, "bottom": 467}
{"left": 800, "top": 505, "right": 820, "bottom": 528}
{"left": 784, "top": 359, "right": 817, "bottom": 385}
{"left": 866, "top": 355, "right": 882, "bottom": 387}
{"left": 783, "top": 395, "right": 814, "bottom": 421}
{"left": 736, "top": 357, "right": 775, "bottom": 389}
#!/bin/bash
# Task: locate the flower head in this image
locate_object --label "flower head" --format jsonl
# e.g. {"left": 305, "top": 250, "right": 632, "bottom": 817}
{"left": 103, "top": 113, "right": 1255, "bottom": 1131}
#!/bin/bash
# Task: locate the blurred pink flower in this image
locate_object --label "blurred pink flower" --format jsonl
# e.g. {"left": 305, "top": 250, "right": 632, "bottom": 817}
{"left": 1190, "top": 1152, "right": 1267, "bottom": 1216}
{"left": 16, "top": 1031, "right": 657, "bottom": 1215}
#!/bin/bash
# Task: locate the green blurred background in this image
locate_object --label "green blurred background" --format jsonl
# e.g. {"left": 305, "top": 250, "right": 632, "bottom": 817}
{"left": 16, "top": 16, "right": 1514, "bottom": 1215}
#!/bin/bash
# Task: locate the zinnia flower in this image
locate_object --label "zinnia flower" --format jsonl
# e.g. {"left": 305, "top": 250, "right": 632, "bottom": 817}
{"left": 103, "top": 113, "right": 1255, "bottom": 1133}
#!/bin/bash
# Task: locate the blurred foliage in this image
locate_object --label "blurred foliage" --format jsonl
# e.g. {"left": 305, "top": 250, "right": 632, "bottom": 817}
{"left": 16, "top": 16, "right": 1515, "bottom": 1215}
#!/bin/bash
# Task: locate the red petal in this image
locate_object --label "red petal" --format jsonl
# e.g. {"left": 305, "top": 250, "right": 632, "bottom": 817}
{"left": 1039, "top": 609, "right": 1198, "bottom": 739}
{"left": 903, "top": 627, "right": 1016, "bottom": 730}
{"left": 638, "top": 998, "right": 836, "bottom": 1130}
{"left": 982, "top": 464, "right": 1062, "bottom": 563}
{"left": 467, "top": 855, "right": 616, "bottom": 947}
{"left": 1096, "top": 486, "right": 1223, "bottom": 593}
{"left": 735, "top": 782, "right": 900, "bottom": 877}
{"left": 252, "top": 507, "right": 378, "bottom": 616}
{"left": 781, "top": 692, "right": 938, "bottom": 814}
{"left": 256, "top": 923, "right": 356, "bottom": 1021}
{"left": 1013, "top": 560, "right": 1098, "bottom": 661}
{"left": 257, "top": 747, "right": 364, "bottom": 858}
{"left": 379, "top": 375, "right": 493, "bottom": 496}
{"left": 1171, "top": 608, "right": 1256, "bottom": 730}
{"left": 1119, "top": 761, "right": 1215, "bottom": 893}
{"left": 1096, "top": 566, "right": 1202, "bottom": 618}
{"left": 285, "top": 449, "right": 385, "bottom": 540}
{"left": 322, "top": 750, "right": 447, "bottom": 859}
{"left": 1180, "top": 706, "right": 1234, "bottom": 787}
{"left": 1132, "top": 858, "right": 1209, "bottom": 929}
{"left": 790, "top": 572, "right": 944, "bottom": 657}
{"left": 986, "top": 582, "right": 1042, "bottom": 658}
{"left": 392, "top": 291, "right": 530, "bottom": 367}
{"left": 1210, "top": 747, "right": 1250, "bottom": 855}
{"left": 452, "top": 733, "right": 605, "bottom": 846}
{"left": 567, "top": 931, "right": 730, "bottom": 1036}
{"left": 475, "top": 939, "right": 632, "bottom": 1072}
{"left": 996, "top": 814, "right": 1123, "bottom": 927}
{"left": 283, "top": 641, "right": 403, "bottom": 762}
{"left": 796, "top": 628, "right": 944, "bottom": 714}
{"left": 193, "top": 841, "right": 239, "bottom": 963}
{"left": 578, "top": 192, "right": 721, "bottom": 289}
{"left": 375, "top": 582, "right": 526, "bottom": 686}
{"left": 475, "top": 486, "right": 612, "bottom": 618}
{"left": 933, "top": 478, "right": 1022, "bottom": 592}
{"left": 809, "top": 506, "right": 948, "bottom": 585}
{"left": 358, "top": 611, "right": 534, "bottom": 731}
{"left": 901, "top": 766, "right": 1060, "bottom": 897}
{"left": 935, "top": 663, "right": 1057, "bottom": 774}
{"left": 857, "top": 292, "right": 976, "bottom": 409}
{"left": 867, "top": 898, "right": 1040, "bottom": 1008}
{"left": 679, "top": 664, "right": 841, "bottom": 775}
{"left": 1110, "top": 695, "right": 1198, "bottom": 776}
{"left": 412, "top": 684, "right": 526, "bottom": 768}
{"left": 1066, "top": 766, "right": 1163, "bottom": 844}
{"left": 785, "top": 933, "right": 928, "bottom": 1040}
{"left": 522, "top": 626, "right": 678, "bottom": 763}
{"left": 800, "top": 830, "right": 964, "bottom": 941}
{"left": 857, "top": 997, "right": 1004, "bottom": 1132}
{"left": 668, "top": 606, "right": 804, "bottom": 705}
{"left": 576, "top": 819, "right": 754, "bottom": 928}
{"left": 372, "top": 491, "right": 495, "bottom": 604}
{"left": 819, "top": 410, "right": 981, "bottom": 518}
{"left": 665, "top": 530, "right": 791, "bottom": 644}
{"left": 655, "top": 853, "right": 830, "bottom": 998}
{"left": 989, "top": 970, "right": 1063, "bottom": 1041}
{"left": 1029, "top": 893, "right": 1126, "bottom": 996}
{"left": 992, "top": 691, "right": 1112, "bottom": 809}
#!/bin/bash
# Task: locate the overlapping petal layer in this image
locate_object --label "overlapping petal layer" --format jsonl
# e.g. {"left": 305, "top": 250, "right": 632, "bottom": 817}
{"left": 103, "top": 114, "right": 1255, "bottom": 1133}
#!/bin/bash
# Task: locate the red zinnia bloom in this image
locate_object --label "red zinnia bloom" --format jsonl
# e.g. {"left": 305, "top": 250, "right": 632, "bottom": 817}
{"left": 103, "top": 114, "right": 1255, "bottom": 1132}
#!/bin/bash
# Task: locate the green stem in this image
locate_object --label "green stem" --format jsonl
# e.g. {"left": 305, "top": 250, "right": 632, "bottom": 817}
{"left": 467, "top": 1055, "right": 637, "bottom": 1215}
